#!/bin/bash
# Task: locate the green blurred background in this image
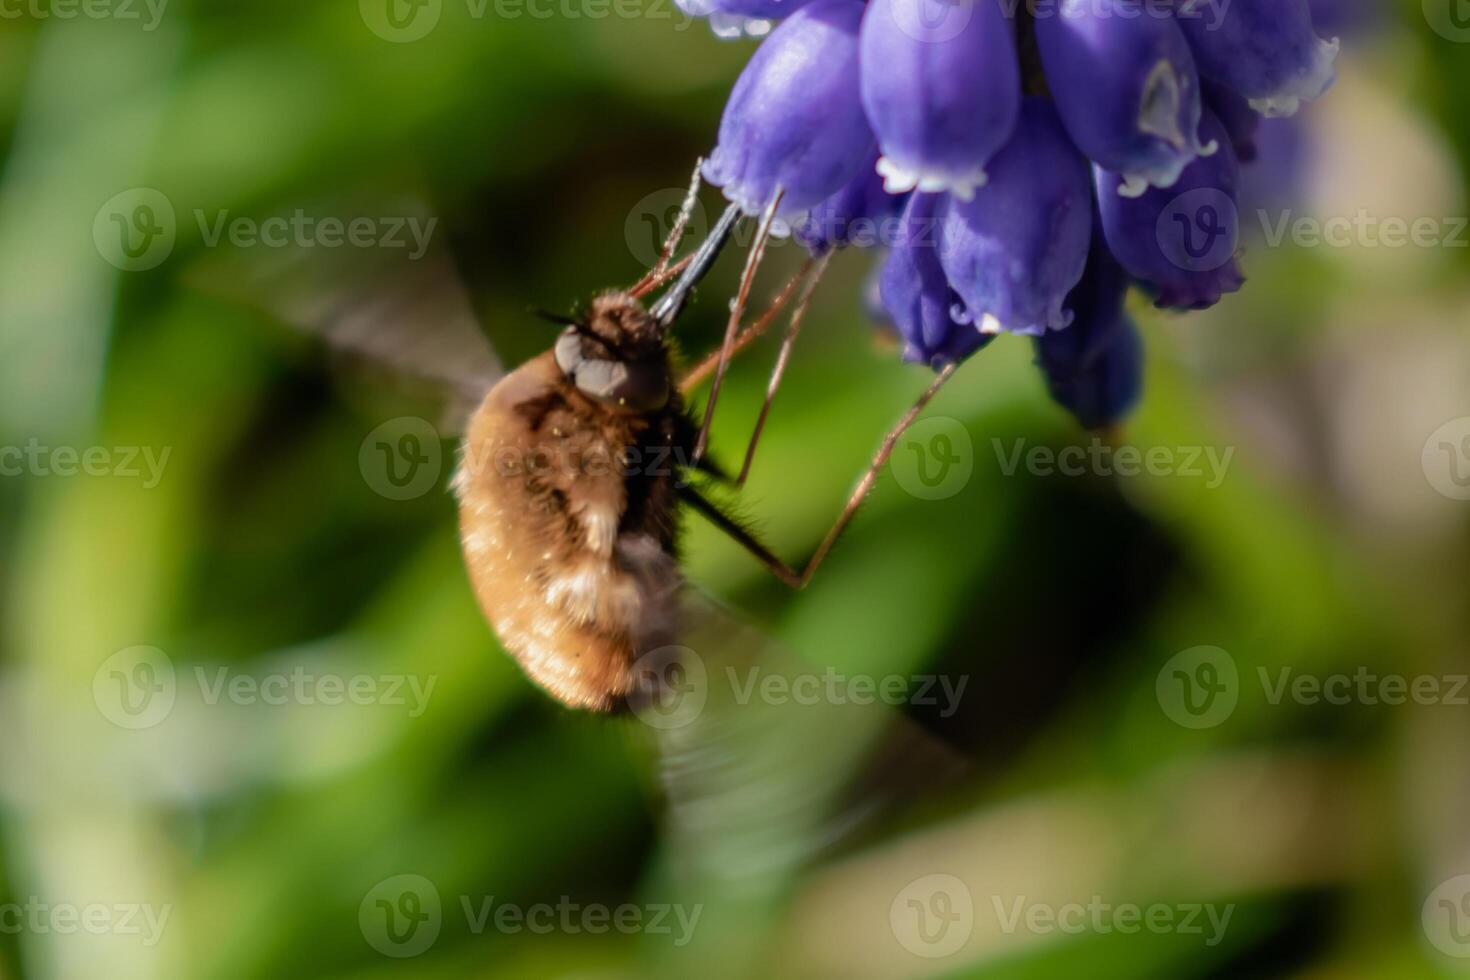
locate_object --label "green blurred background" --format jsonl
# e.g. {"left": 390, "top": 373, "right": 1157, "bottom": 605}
{"left": 2, "top": 0, "right": 1470, "bottom": 977}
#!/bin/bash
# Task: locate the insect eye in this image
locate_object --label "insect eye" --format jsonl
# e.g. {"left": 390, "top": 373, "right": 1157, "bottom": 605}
{"left": 554, "top": 329, "right": 669, "bottom": 412}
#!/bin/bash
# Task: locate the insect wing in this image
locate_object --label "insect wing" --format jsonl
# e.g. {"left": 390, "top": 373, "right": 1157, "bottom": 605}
{"left": 186, "top": 196, "right": 503, "bottom": 435}
{"left": 631, "top": 587, "right": 974, "bottom": 886}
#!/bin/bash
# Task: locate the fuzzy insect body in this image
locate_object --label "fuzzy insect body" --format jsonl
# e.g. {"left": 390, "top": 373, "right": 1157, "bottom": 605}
{"left": 454, "top": 293, "right": 695, "bottom": 711}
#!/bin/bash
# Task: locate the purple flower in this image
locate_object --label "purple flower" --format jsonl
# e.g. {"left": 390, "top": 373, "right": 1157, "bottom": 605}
{"left": 858, "top": 0, "right": 1020, "bottom": 200}
{"left": 1176, "top": 0, "right": 1338, "bottom": 117}
{"left": 1095, "top": 109, "right": 1244, "bottom": 310}
{"left": 686, "top": 0, "right": 1343, "bottom": 423}
{"left": 937, "top": 98, "right": 1093, "bottom": 336}
{"left": 704, "top": 0, "right": 875, "bottom": 223}
{"left": 1037, "top": 0, "right": 1212, "bottom": 198}
{"left": 879, "top": 194, "right": 991, "bottom": 368}
{"left": 1034, "top": 241, "right": 1142, "bottom": 430}
{"left": 1202, "top": 80, "right": 1261, "bottom": 164}
{"left": 795, "top": 150, "right": 907, "bottom": 254}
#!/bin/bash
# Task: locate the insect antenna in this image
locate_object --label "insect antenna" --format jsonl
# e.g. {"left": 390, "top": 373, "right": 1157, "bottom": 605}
{"left": 531, "top": 308, "right": 586, "bottom": 329}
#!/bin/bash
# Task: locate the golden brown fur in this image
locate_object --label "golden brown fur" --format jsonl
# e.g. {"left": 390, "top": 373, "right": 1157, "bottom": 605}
{"left": 453, "top": 294, "right": 689, "bottom": 710}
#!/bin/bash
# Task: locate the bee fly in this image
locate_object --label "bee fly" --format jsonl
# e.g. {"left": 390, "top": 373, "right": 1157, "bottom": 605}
{"left": 452, "top": 169, "right": 961, "bottom": 712}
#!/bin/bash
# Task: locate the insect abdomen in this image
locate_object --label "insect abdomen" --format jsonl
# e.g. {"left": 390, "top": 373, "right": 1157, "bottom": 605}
{"left": 454, "top": 353, "right": 682, "bottom": 711}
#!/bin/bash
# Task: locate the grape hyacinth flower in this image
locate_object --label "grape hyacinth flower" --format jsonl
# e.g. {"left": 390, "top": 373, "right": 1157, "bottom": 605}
{"left": 859, "top": 0, "right": 1020, "bottom": 199}
{"left": 938, "top": 98, "right": 1093, "bottom": 336}
{"left": 679, "top": 0, "right": 1342, "bottom": 428}
{"left": 1034, "top": 240, "right": 1143, "bottom": 430}
{"left": 1202, "top": 80, "right": 1261, "bottom": 164}
{"left": 1036, "top": 0, "right": 1213, "bottom": 198}
{"left": 1176, "top": 0, "right": 1339, "bottom": 117}
{"left": 879, "top": 193, "right": 993, "bottom": 368}
{"left": 704, "top": 0, "right": 874, "bottom": 224}
{"left": 795, "top": 150, "right": 907, "bottom": 254}
{"left": 1095, "top": 109, "right": 1244, "bottom": 310}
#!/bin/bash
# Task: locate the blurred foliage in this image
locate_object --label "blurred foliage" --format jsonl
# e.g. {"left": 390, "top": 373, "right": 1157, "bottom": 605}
{"left": 1, "top": 1, "right": 1469, "bottom": 978}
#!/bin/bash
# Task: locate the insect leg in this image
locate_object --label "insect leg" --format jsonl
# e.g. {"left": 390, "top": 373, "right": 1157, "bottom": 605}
{"left": 693, "top": 190, "right": 783, "bottom": 466}
{"left": 733, "top": 250, "right": 832, "bottom": 485}
{"left": 679, "top": 256, "right": 812, "bottom": 393}
{"left": 683, "top": 362, "right": 960, "bottom": 589}
{"left": 678, "top": 486, "right": 804, "bottom": 588}
{"left": 794, "top": 362, "right": 959, "bottom": 585}
{"left": 631, "top": 159, "right": 705, "bottom": 297}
